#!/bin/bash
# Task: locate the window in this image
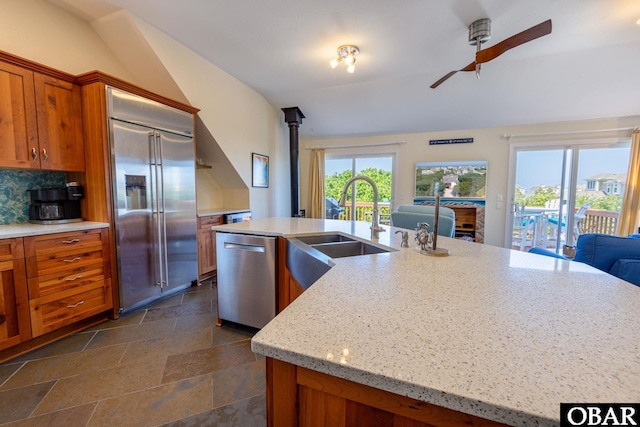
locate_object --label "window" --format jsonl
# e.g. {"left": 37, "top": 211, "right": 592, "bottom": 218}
{"left": 509, "top": 142, "right": 630, "bottom": 252}
{"left": 324, "top": 155, "right": 394, "bottom": 222}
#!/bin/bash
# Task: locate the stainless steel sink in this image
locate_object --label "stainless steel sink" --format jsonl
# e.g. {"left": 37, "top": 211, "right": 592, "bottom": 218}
{"left": 310, "top": 240, "right": 390, "bottom": 258}
{"left": 285, "top": 234, "right": 394, "bottom": 289}
{"left": 296, "top": 234, "right": 354, "bottom": 245}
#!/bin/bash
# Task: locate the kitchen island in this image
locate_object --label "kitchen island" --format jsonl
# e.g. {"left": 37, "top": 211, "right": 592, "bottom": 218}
{"left": 213, "top": 218, "right": 640, "bottom": 426}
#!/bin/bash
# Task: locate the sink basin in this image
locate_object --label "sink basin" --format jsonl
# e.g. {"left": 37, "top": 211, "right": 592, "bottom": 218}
{"left": 311, "top": 240, "right": 389, "bottom": 258}
{"left": 296, "top": 234, "right": 354, "bottom": 245}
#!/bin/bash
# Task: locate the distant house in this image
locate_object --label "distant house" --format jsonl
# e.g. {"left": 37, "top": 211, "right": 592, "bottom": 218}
{"left": 584, "top": 173, "right": 627, "bottom": 195}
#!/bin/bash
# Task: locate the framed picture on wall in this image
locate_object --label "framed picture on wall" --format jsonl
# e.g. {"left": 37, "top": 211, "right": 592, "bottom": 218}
{"left": 252, "top": 153, "right": 269, "bottom": 188}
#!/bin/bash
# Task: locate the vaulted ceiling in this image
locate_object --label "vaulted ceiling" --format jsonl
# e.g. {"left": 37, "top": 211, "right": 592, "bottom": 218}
{"left": 49, "top": 0, "right": 640, "bottom": 138}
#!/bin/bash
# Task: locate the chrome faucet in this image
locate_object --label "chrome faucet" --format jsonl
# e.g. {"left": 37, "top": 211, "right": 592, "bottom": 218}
{"left": 339, "top": 175, "right": 386, "bottom": 239}
{"left": 395, "top": 230, "right": 409, "bottom": 247}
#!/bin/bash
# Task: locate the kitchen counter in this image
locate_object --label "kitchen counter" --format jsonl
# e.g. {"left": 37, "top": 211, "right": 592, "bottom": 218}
{"left": 217, "top": 218, "right": 640, "bottom": 426}
{"left": 0, "top": 221, "right": 109, "bottom": 239}
{"left": 197, "top": 207, "right": 250, "bottom": 217}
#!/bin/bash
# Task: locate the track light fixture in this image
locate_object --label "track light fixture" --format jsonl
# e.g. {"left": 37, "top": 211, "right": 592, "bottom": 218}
{"left": 330, "top": 45, "right": 359, "bottom": 73}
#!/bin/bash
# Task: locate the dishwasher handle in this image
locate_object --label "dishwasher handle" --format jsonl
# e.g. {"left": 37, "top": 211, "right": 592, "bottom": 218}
{"left": 223, "top": 242, "right": 266, "bottom": 253}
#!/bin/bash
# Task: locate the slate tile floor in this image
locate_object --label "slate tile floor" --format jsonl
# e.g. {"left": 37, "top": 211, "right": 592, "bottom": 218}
{"left": 0, "top": 280, "right": 267, "bottom": 426}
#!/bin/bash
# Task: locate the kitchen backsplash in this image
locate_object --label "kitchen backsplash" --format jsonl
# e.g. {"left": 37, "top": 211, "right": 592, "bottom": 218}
{"left": 0, "top": 169, "right": 67, "bottom": 224}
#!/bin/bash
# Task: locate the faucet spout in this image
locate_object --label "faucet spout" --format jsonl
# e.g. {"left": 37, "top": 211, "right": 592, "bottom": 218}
{"left": 339, "top": 175, "right": 386, "bottom": 238}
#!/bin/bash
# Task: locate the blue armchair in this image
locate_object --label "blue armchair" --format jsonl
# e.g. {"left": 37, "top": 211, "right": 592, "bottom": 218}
{"left": 528, "top": 233, "right": 640, "bottom": 287}
{"left": 390, "top": 204, "right": 456, "bottom": 237}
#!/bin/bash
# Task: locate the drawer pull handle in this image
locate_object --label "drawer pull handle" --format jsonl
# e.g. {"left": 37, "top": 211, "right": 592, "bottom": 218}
{"left": 65, "top": 275, "right": 83, "bottom": 281}
{"left": 67, "top": 300, "right": 84, "bottom": 309}
{"left": 42, "top": 148, "right": 49, "bottom": 162}
{"left": 63, "top": 257, "right": 82, "bottom": 263}
{"left": 62, "top": 239, "right": 80, "bottom": 244}
{"left": 31, "top": 147, "right": 38, "bottom": 161}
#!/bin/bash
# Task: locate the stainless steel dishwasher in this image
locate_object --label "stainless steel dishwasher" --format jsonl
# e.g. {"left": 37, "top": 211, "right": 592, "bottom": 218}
{"left": 216, "top": 232, "right": 276, "bottom": 328}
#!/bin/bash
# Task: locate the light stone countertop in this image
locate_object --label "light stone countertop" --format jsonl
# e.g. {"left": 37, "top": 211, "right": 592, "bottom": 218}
{"left": 197, "top": 208, "right": 250, "bottom": 217}
{"left": 217, "top": 217, "right": 640, "bottom": 426}
{"left": 0, "top": 221, "right": 109, "bottom": 239}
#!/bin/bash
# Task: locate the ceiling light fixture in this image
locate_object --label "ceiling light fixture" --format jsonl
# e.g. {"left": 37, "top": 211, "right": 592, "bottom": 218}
{"left": 330, "top": 45, "right": 359, "bottom": 73}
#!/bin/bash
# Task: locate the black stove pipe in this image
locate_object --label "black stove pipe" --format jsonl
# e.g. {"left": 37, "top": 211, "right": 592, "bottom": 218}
{"left": 282, "top": 107, "right": 305, "bottom": 217}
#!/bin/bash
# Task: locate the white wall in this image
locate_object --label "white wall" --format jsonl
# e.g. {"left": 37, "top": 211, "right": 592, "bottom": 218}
{"left": 1, "top": 0, "right": 132, "bottom": 79}
{"left": 301, "top": 116, "right": 640, "bottom": 247}
{"left": 128, "top": 15, "right": 289, "bottom": 219}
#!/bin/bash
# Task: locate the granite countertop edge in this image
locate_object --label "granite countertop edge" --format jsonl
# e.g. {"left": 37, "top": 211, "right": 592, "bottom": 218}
{"left": 197, "top": 208, "right": 250, "bottom": 217}
{"left": 0, "top": 221, "right": 110, "bottom": 239}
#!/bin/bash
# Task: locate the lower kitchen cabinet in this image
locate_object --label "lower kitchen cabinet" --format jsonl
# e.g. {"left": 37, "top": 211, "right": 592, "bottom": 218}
{"left": 0, "top": 238, "right": 31, "bottom": 351}
{"left": 277, "top": 237, "right": 305, "bottom": 313}
{"left": 24, "top": 228, "right": 112, "bottom": 337}
{"left": 197, "top": 215, "right": 223, "bottom": 282}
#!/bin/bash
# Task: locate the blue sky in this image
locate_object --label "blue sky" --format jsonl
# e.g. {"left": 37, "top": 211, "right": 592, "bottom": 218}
{"left": 325, "top": 157, "right": 393, "bottom": 176}
{"left": 516, "top": 146, "right": 630, "bottom": 190}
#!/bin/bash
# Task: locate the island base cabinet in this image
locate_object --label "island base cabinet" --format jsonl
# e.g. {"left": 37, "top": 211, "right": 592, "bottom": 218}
{"left": 266, "top": 358, "right": 509, "bottom": 427}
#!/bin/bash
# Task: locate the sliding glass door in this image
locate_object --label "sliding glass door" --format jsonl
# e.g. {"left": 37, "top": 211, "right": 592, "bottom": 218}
{"left": 325, "top": 155, "right": 394, "bottom": 221}
{"left": 508, "top": 141, "right": 630, "bottom": 252}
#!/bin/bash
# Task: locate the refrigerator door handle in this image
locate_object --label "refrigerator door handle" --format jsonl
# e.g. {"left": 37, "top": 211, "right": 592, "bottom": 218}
{"left": 157, "top": 133, "right": 169, "bottom": 288}
{"left": 150, "top": 132, "right": 164, "bottom": 288}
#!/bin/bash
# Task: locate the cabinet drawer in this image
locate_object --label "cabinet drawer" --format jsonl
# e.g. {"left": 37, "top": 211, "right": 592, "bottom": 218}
{"left": 29, "top": 280, "right": 109, "bottom": 337}
{"left": 29, "top": 264, "right": 105, "bottom": 298}
{"left": 198, "top": 215, "right": 223, "bottom": 229}
{"left": 26, "top": 229, "right": 104, "bottom": 257}
{"left": 28, "top": 247, "right": 105, "bottom": 278}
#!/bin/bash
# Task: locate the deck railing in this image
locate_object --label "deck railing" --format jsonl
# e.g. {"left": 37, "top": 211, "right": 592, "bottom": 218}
{"left": 581, "top": 209, "right": 619, "bottom": 235}
{"left": 513, "top": 208, "right": 620, "bottom": 250}
{"left": 338, "top": 202, "right": 391, "bottom": 222}
{"left": 340, "top": 204, "right": 620, "bottom": 236}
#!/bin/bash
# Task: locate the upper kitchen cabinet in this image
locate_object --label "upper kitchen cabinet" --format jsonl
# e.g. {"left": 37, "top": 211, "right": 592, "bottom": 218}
{"left": 33, "top": 74, "right": 84, "bottom": 171}
{"left": 0, "top": 61, "right": 38, "bottom": 169}
{"left": 0, "top": 52, "right": 84, "bottom": 172}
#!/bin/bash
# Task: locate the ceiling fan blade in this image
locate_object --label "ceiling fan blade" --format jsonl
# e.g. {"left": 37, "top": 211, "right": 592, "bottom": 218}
{"left": 430, "top": 61, "right": 476, "bottom": 89}
{"left": 476, "top": 19, "right": 552, "bottom": 64}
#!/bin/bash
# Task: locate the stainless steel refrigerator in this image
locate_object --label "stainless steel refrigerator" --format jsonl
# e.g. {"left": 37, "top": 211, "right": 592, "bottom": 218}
{"left": 107, "top": 87, "right": 197, "bottom": 313}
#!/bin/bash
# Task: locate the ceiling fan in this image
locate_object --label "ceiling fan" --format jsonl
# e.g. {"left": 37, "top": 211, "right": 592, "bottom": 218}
{"left": 430, "top": 18, "right": 552, "bottom": 89}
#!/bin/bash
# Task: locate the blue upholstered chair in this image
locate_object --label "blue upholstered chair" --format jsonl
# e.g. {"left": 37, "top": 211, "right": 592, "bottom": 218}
{"left": 528, "top": 233, "right": 640, "bottom": 287}
{"left": 390, "top": 204, "right": 456, "bottom": 237}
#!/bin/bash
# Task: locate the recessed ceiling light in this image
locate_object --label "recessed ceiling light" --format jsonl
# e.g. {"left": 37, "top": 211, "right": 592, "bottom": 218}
{"left": 637, "top": 18, "right": 640, "bottom": 25}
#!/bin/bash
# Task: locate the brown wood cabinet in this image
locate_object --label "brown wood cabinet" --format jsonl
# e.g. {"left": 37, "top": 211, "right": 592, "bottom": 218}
{"left": 0, "top": 61, "right": 38, "bottom": 169}
{"left": 0, "top": 54, "right": 84, "bottom": 171}
{"left": 24, "top": 229, "right": 112, "bottom": 337}
{"left": 0, "top": 239, "right": 31, "bottom": 351}
{"left": 197, "top": 215, "right": 224, "bottom": 282}
{"left": 451, "top": 206, "right": 477, "bottom": 240}
{"left": 33, "top": 73, "right": 85, "bottom": 171}
{"left": 267, "top": 358, "right": 509, "bottom": 427}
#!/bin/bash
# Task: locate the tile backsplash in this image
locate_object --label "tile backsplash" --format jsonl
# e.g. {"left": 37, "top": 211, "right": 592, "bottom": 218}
{"left": 0, "top": 169, "right": 67, "bottom": 224}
